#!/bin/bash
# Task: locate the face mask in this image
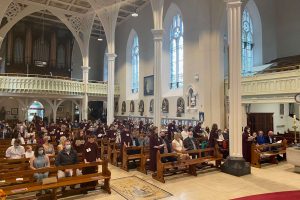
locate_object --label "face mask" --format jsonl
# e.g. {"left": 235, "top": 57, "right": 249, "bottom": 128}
{"left": 38, "top": 150, "right": 44, "bottom": 155}
{"left": 65, "top": 144, "right": 71, "bottom": 151}
{"left": 14, "top": 144, "right": 20, "bottom": 148}
{"left": 189, "top": 135, "right": 193, "bottom": 138}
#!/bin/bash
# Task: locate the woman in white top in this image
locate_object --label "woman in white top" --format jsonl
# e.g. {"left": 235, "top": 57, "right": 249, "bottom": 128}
{"left": 181, "top": 126, "right": 189, "bottom": 141}
{"left": 11, "top": 131, "right": 25, "bottom": 146}
{"left": 172, "top": 133, "right": 189, "bottom": 160}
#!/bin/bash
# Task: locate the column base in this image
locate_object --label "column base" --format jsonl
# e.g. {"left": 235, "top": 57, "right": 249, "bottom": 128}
{"left": 221, "top": 156, "right": 251, "bottom": 177}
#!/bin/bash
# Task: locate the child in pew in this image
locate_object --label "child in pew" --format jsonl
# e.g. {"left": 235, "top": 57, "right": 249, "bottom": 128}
{"left": 30, "top": 145, "right": 50, "bottom": 196}
{"left": 25, "top": 145, "right": 34, "bottom": 158}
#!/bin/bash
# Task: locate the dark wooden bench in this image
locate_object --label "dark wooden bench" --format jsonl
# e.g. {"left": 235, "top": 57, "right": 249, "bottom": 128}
{"left": 251, "top": 139, "right": 287, "bottom": 168}
{"left": 152, "top": 146, "right": 223, "bottom": 183}
{"left": 121, "top": 146, "right": 143, "bottom": 171}
{"left": 0, "top": 161, "right": 111, "bottom": 199}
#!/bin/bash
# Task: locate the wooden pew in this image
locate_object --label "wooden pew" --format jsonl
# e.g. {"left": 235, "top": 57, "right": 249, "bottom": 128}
{"left": 121, "top": 146, "right": 143, "bottom": 171}
{"left": 111, "top": 143, "right": 121, "bottom": 166}
{"left": 152, "top": 146, "right": 223, "bottom": 183}
{"left": 139, "top": 146, "right": 150, "bottom": 174}
{"left": 251, "top": 139, "right": 287, "bottom": 168}
{"left": 0, "top": 161, "right": 111, "bottom": 200}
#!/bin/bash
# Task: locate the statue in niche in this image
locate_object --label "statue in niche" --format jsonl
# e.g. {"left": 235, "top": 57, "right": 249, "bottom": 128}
{"left": 149, "top": 99, "right": 154, "bottom": 113}
{"left": 139, "top": 100, "right": 144, "bottom": 116}
{"left": 187, "top": 88, "right": 196, "bottom": 108}
{"left": 0, "top": 107, "right": 6, "bottom": 120}
{"left": 114, "top": 101, "right": 119, "bottom": 113}
{"left": 130, "top": 100, "right": 134, "bottom": 112}
{"left": 162, "top": 98, "right": 169, "bottom": 113}
{"left": 176, "top": 98, "right": 185, "bottom": 117}
{"left": 121, "top": 101, "right": 126, "bottom": 115}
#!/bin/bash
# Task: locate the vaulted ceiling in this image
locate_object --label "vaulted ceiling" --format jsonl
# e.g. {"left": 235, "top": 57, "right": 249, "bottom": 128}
{"left": 11, "top": 0, "right": 149, "bottom": 38}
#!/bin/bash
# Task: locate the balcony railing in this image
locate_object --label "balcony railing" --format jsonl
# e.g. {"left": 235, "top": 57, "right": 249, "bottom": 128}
{"left": 0, "top": 73, "right": 120, "bottom": 97}
{"left": 225, "top": 69, "right": 300, "bottom": 97}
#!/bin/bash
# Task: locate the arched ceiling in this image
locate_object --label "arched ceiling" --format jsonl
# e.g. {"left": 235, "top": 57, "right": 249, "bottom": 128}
{"left": 7, "top": 0, "right": 149, "bottom": 38}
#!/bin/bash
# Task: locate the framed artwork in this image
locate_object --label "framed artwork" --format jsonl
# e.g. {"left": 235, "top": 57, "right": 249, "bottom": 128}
{"left": 144, "top": 75, "right": 154, "bottom": 96}
{"left": 162, "top": 98, "right": 169, "bottom": 113}
{"left": 57, "top": 107, "right": 64, "bottom": 113}
{"left": 11, "top": 108, "right": 18, "bottom": 115}
{"left": 149, "top": 99, "right": 154, "bottom": 113}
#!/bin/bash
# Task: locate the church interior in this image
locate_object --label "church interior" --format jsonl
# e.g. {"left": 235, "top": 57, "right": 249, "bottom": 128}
{"left": 0, "top": 0, "right": 300, "bottom": 199}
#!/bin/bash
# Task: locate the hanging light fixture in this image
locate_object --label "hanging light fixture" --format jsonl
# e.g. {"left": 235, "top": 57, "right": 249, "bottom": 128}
{"left": 131, "top": 0, "right": 138, "bottom": 17}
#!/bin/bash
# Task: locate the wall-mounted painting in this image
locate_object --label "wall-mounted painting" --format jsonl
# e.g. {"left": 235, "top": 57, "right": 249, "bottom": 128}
{"left": 144, "top": 75, "right": 154, "bottom": 96}
{"left": 114, "top": 101, "right": 119, "bottom": 113}
{"left": 139, "top": 100, "right": 144, "bottom": 116}
{"left": 11, "top": 108, "right": 18, "bottom": 115}
{"left": 199, "top": 112, "right": 205, "bottom": 123}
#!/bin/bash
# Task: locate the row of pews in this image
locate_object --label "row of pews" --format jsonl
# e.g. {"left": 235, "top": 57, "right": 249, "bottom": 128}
{"left": 0, "top": 139, "right": 111, "bottom": 200}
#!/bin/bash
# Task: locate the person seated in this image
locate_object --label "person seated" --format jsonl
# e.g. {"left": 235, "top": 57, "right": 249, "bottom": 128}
{"left": 172, "top": 133, "right": 189, "bottom": 160}
{"left": 30, "top": 145, "right": 50, "bottom": 182}
{"left": 181, "top": 125, "right": 189, "bottom": 141}
{"left": 217, "top": 129, "right": 225, "bottom": 141}
{"left": 183, "top": 127, "right": 199, "bottom": 151}
{"left": 6, "top": 139, "right": 25, "bottom": 159}
{"left": 55, "top": 140, "right": 78, "bottom": 179}
{"left": 43, "top": 136, "right": 55, "bottom": 156}
{"left": 30, "top": 145, "right": 50, "bottom": 196}
{"left": 223, "top": 128, "right": 229, "bottom": 140}
{"left": 25, "top": 145, "right": 34, "bottom": 158}
{"left": 11, "top": 131, "right": 25, "bottom": 146}
{"left": 27, "top": 134, "right": 37, "bottom": 144}
{"left": 256, "top": 131, "right": 266, "bottom": 145}
{"left": 73, "top": 130, "right": 86, "bottom": 154}
{"left": 266, "top": 131, "right": 275, "bottom": 144}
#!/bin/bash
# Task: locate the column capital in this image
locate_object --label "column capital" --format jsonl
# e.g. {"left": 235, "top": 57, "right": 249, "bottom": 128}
{"left": 225, "top": 0, "right": 242, "bottom": 8}
{"left": 106, "top": 53, "right": 117, "bottom": 61}
{"left": 81, "top": 66, "right": 90, "bottom": 71}
{"left": 151, "top": 29, "right": 164, "bottom": 40}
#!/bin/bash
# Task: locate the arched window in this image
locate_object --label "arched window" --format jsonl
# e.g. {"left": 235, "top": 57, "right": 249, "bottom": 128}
{"left": 242, "top": 9, "right": 254, "bottom": 76}
{"left": 131, "top": 35, "right": 139, "bottom": 93}
{"left": 170, "top": 14, "right": 184, "bottom": 89}
{"left": 103, "top": 48, "right": 108, "bottom": 81}
{"left": 14, "top": 37, "right": 24, "bottom": 64}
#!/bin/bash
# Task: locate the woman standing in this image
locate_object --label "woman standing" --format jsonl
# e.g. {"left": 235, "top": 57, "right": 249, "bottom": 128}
{"left": 242, "top": 126, "right": 254, "bottom": 162}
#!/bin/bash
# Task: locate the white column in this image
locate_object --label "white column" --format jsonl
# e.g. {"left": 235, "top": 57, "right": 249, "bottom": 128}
{"left": 152, "top": 29, "right": 164, "bottom": 129}
{"left": 226, "top": 0, "right": 243, "bottom": 158}
{"left": 106, "top": 53, "right": 117, "bottom": 125}
{"left": 151, "top": 0, "right": 164, "bottom": 130}
{"left": 81, "top": 66, "right": 90, "bottom": 121}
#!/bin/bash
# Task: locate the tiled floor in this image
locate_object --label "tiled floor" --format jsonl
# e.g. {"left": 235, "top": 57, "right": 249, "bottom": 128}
{"left": 71, "top": 162, "right": 300, "bottom": 200}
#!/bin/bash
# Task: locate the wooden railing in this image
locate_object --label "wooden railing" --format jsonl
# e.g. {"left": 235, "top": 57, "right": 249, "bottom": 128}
{"left": 0, "top": 74, "right": 119, "bottom": 97}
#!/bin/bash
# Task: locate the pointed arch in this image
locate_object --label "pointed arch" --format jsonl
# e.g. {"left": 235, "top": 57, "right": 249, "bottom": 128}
{"left": 242, "top": 0, "right": 262, "bottom": 76}
{"left": 162, "top": 3, "right": 184, "bottom": 97}
{"left": 126, "top": 29, "right": 139, "bottom": 100}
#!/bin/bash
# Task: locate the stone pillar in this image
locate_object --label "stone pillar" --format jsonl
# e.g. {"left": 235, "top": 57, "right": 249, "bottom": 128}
{"left": 106, "top": 53, "right": 117, "bottom": 125}
{"left": 50, "top": 31, "right": 57, "bottom": 68}
{"left": 221, "top": 0, "right": 251, "bottom": 176}
{"left": 150, "top": 0, "right": 164, "bottom": 130}
{"left": 152, "top": 29, "right": 163, "bottom": 130}
{"left": 81, "top": 66, "right": 90, "bottom": 121}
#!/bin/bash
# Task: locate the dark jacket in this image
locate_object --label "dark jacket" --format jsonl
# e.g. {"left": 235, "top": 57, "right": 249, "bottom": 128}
{"left": 55, "top": 149, "right": 78, "bottom": 166}
{"left": 183, "top": 137, "right": 199, "bottom": 150}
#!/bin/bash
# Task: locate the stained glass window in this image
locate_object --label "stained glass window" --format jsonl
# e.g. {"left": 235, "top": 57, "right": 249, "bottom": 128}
{"left": 242, "top": 9, "right": 254, "bottom": 76}
{"left": 131, "top": 35, "right": 139, "bottom": 93}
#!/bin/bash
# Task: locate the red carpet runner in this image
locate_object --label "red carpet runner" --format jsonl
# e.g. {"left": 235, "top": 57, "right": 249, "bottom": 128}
{"left": 234, "top": 190, "right": 300, "bottom": 200}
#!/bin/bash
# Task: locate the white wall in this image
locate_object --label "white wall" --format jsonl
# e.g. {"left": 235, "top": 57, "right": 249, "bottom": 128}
{"left": 248, "top": 103, "right": 299, "bottom": 134}
{"left": 71, "top": 38, "right": 105, "bottom": 81}
{"left": 114, "top": 0, "right": 226, "bottom": 128}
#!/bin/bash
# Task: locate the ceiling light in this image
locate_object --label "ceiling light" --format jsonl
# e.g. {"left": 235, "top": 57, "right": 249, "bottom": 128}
{"left": 97, "top": 38, "right": 103, "bottom": 41}
{"left": 132, "top": 12, "right": 138, "bottom": 17}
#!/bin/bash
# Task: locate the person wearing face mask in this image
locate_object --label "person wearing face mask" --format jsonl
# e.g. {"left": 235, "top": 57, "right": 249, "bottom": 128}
{"left": 242, "top": 126, "right": 254, "bottom": 162}
{"left": 55, "top": 140, "right": 78, "bottom": 178}
{"left": 183, "top": 127, "right": 199, "bottom": 151}
{"left": 6, "top": 139, "right": 25, "bottom": 159}
{"left": 30, "top": 146, "right": 50, "bottom": 182}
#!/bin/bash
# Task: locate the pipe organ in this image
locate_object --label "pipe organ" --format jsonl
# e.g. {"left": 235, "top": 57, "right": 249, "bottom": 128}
{"left": 4, "top": 21, "right": 74, "bottom": 77}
